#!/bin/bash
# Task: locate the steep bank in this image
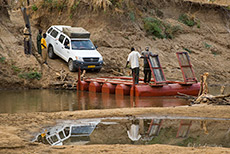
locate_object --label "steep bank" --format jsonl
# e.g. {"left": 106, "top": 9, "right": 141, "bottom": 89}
{"left": 0, "top": 0, "right": 230, "bottom": 89}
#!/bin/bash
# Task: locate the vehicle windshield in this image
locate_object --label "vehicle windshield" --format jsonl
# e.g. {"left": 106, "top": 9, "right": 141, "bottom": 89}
{"left": 71, "top": 40, "right": 95, "bottom": 50}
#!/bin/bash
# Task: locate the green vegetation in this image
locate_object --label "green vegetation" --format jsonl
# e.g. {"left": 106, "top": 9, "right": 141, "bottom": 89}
{"left": 204, "top": 42, "right": 212, "bottom": 48}
{"left": 129, "top": 12, "right": 135, "bottom": 21}
{"left": 148, "top": 127, "right": 177, "bottom": 144}
{"left": 0, "top": 56, "right": 6, "bottom": 63}
{"left": 179, "top": 14, "right": 195, "bottom": 27}
{"left": 19, "top": 71, "right": 42, "bottom": 80}
{"left": 148, "top": 127, "right": 199, "bottom": 147}
{"left": 144, "top": 17, "right": 181, "bottom": 39}
{"left": 70, "top": 0, "right": 80, "bottom": 12}
{"left": 41, "top": 0, "right": 67, "bottom": 11}
{"left": 11, "top": 65, "right": 21, "bottom": 73}
{"left": 183, "top": 48, "right": 192, "bottom": 53}
{"left": 32, "top": 4, "right": 38, "bottom": 11}
{"left": 176, "top": 137, "right": 198, "bottom": 146}
{"left": 178, "top": 14, "right": 200, "bottom": 28}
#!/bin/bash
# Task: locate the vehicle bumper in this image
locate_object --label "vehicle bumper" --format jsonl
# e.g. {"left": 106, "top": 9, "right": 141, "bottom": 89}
{"left": 73, "top": 60, "right": 103, "bottom": 70}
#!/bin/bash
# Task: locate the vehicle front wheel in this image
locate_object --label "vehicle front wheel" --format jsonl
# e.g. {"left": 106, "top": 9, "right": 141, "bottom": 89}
{"left": 48, "top": 45, "right": 57, "bottom": 59}
{"left": 68, "top": 59, "right": 77, "bottom": 72}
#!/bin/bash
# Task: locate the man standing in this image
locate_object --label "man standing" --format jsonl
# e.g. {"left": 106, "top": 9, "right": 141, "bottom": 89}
{"left": 125, "top": 47, "right": 141, "bottom": 84}
{"left": 37, "top": 29, "right": 42, "bottom": 55}
{"left": 141, "top": 47, "right": 154, "bottom": 83}
{"left": 41, "top": 33, "right": 47, "bottom": 64}
{"left": 23, "top": 24, "right": 31, "bottom": 55}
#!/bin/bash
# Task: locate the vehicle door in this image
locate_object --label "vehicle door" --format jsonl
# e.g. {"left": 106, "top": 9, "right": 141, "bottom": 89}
{"left": 49, "top": 29, "right": 60, "bottom": 55}
{"left": 62, "top": 38, "right": 71, "bottom": 61}
{"left": 56, "top": 34, "right": 67, "bottom": 61}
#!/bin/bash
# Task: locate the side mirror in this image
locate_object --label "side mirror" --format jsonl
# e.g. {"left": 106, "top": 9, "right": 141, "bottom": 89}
{"left": 95, "top": 45, "right": 98, "bottom": 49}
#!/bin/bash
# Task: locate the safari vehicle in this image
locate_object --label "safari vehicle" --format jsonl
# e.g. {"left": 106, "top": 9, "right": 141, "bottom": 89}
{"left": 35, "top": 120, "right": 100, "bottom": 146}
{"left": 45, "top": 25, "right": 103, "bottom": 72}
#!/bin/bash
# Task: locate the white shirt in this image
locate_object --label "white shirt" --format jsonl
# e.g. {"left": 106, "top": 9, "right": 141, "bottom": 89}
{"left": 127, "top": 124, "right": 141, "bottom": 141}
{"left": 127, "top": 51, "right": 141, "bottom": 69}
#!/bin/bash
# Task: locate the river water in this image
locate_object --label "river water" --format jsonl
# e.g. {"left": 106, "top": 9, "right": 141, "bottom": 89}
{"left": 0, "top": 90, "right": 189, "bottom": 113}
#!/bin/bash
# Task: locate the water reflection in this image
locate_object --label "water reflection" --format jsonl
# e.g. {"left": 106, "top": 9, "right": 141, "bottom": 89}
{"left": 34, "top": 116, "right": 230, "bottom": 147}
{"left": 0, "top": 90, "right": 189, "bottom": 113}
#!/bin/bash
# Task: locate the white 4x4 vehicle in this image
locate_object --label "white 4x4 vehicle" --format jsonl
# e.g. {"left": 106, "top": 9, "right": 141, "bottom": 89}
{"left": 45, "top": 25, "right": 103, "bottom": 72}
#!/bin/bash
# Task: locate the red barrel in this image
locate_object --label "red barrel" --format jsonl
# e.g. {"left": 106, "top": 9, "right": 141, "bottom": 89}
{"left": 89, "top": 82, "right": 102, "bottom": 93}
{"left": 115, "top": 84, "right": 131, "bottom": 95}
{"left": 80, "top": 81, "right": 89, "bottom": 91}
{"left": 102, "top": 83, "right": 116, "bottom": 94}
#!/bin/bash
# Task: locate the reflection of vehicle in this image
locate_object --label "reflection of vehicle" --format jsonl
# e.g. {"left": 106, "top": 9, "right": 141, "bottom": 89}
{"left": 36, "top": 120, "right": 100, "bottom": 146}
{"left": 45, "top": 25, "right": 103, "bottom": 72}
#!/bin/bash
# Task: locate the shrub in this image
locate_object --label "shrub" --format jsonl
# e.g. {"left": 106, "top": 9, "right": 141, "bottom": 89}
{"left": 32, "top": 4, "right": 38, "bottom": 11}
{"left": 164, "top": 24, "right": 181, "bottom": 39}
{"left": 19, "top": 71, "right": 42, "bottom": 80}
{"left": 144, "top": 17, "right": 181, "bottom": 39}
{"left": 179, "top": 14, "right": 196, "bottom": 27}
{"left": 144, "top": 17, "right": 164, "bottom": 39}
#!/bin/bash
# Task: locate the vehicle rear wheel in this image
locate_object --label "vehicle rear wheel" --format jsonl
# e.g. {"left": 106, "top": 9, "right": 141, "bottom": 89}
{"left": 68, "top": 59, "right": 77, "bottom": 72}
{"left": 48, "top": 45, "right": 57, "bottom": 59}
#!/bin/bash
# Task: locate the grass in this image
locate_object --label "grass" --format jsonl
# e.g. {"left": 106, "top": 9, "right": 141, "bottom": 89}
{"left": 183, "top": 48, "right": 192, "bottom": 53}
{"left": 179, "top": 14, "right": 195, "bottom": 27}
{"left": 91, "top": 0, "right": 112, "bottom": 11}
{"left": 204, "top": 42, "right": 212, "bottom": 48}
{"left": 40, "top": 0, "right": 112, "bottom": 12}
{"left": 129, "top": 12, "right": 135, "bottom": 21}
{"left": 11, "top": 65, "right": 21, "bottom": 73}
{"left": 144, "top": 17, "right": 181, "bottom": 39}
{"left": 41, "top": 0, "right": 67, "bottom": 11}
{"left": 0, "top": 56, "right": 6, "bottom": 63}
{"left": 176, "top": 137, "right": 198, "bottom": 147}
{"left": 148, "top": 127, "right": 177, "bottom": 144}
{"left": 178, "top": 13, "right": 200, "bottom": 28}
{"left": 32, "top": 4, "right": 38, "bottom": 11}
{"left": 70, "top": 0, "right": 80, "bottom": 12}
{"left": 19, "top": 71, "right": 42, "bottom": 80}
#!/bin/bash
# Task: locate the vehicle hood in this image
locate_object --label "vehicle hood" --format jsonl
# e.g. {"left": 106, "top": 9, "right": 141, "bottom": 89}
{"left": 72, "top": 50, "right": 102, "bottom": 58}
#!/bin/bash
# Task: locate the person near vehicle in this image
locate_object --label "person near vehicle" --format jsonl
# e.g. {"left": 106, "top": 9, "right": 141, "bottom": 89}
{"left": 23, "top": 24, "right": 31, "bottom": 55}
{"left": 141, "top": 47, "right": 155, "bottom": 83}
{"left": 37, "top": 29, "right": 42, "bottom": 55}
{"left": 41, "top": 33, "right": 47, "bottom": 64}
{"left": 125, "top": 47, "right": 142, "bottom": 84}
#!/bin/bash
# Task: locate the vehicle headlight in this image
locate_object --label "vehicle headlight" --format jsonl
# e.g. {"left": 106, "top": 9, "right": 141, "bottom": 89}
{"left": 99, "top": 57, "right": 103, "bottom": 61}
{"left": 76, "top": 56, "right": 84, "bottom": 62}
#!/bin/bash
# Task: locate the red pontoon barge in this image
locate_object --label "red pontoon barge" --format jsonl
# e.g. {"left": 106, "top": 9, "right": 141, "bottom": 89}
{"left": 77, "top": 52, "right": 200, "bottom": 97}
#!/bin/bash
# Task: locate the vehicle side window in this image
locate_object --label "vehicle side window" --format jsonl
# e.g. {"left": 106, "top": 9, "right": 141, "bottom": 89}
{"left": 50, "top": 29, "right": 58, "bottom": 38}
{"left": 64, "top": 38, "right": 70, "bottom": 49}
{"left": 58, "top": 34, "right": 65, "bottom": 44}
{"left": 47, "top": 27, "right": 53, "bottom": 34}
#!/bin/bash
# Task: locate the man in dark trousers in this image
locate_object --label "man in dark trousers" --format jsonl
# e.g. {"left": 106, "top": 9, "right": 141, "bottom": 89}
{"left": 37, "top": 29, "right": 42, "bottom": 55}
{"left": 23, "top": 24, "right": 31, "bottom": 55}
{"left": 125, "top": 47, "right": 142, "bottom": 84}
{"left": 141, "top": 47, "right": 155, "bottom": 83}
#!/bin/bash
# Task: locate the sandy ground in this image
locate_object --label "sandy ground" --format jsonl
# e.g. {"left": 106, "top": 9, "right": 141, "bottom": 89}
{"left": 1, "top": 0, "right": 230, "bottom": 153}
{"left": 0, "top": 105, "right": 230, "bottom": 153}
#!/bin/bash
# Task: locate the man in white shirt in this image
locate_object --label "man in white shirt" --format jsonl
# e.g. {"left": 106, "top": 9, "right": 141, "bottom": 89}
{"left": 125, "top": 47, "right": 142, "bottom": 84}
